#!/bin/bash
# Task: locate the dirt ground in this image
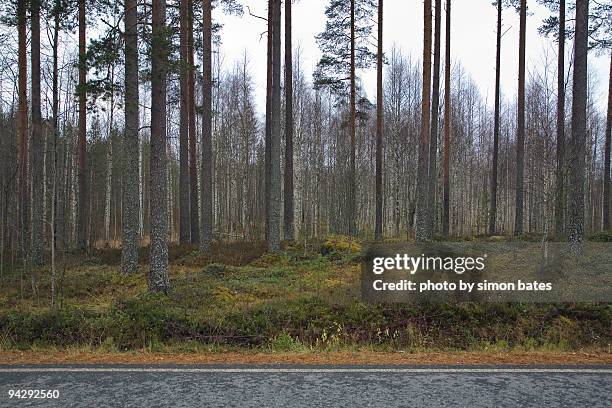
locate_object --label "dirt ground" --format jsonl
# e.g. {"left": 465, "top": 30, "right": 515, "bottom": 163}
{"left": 1, "top": 351, "right": 610, "bottom": 365}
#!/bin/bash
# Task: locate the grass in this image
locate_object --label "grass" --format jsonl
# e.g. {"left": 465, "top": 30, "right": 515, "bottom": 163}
{"left": 0, "top": 236, "right": 609, "bottom": 354}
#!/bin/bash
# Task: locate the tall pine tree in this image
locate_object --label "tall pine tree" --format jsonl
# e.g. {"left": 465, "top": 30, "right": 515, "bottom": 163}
{"left": 122, "top": 0, "right": 140, "bottom": 274}
{"left": 149, "top": 0, "right": 170, "bottom": 292}
{"left": 416, "top": 0, "right": 433, "bottom": 242}
{"left": 315, "top": 0, "right": 376, "bottom": 236}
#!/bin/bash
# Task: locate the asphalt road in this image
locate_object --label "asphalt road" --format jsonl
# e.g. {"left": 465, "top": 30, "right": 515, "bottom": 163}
{"left": 0, "top": 366, "right": 610, "bottom": 407}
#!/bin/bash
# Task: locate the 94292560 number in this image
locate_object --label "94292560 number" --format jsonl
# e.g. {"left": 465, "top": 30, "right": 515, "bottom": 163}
{"left": 8, "top": 389, "right": 59, "bottom": 399}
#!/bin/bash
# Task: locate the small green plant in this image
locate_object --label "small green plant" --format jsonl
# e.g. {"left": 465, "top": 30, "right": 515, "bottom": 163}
{"left": 100, "top": 336, "right": 118, "bottom": 353}
{"left": 203, "top": 263, "right": 228, "bottom": 275}
{"left": 269, "top": 331, "right": 308, "bottom": 352}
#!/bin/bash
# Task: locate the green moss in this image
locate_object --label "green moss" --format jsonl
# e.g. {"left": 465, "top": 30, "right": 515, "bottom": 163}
{"left": 320, "top": 235, "right": 362, "bottom": 254}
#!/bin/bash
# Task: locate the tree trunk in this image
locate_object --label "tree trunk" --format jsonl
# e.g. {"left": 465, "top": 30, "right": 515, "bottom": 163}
{"left": 442, "top": 0, "right": 451, "bottom": 237}
{"left": 283, "top": 0, "right": 294, "bottom": 242}
{"left": 567, "top": 0, "right": 589, "bottom": 245}
{"left": 428, "top": 0, "right": 441, "bottom": 236}
{"left": 200, "top": 0, "right": 213, "bottom": 252}
{"left": 76, "top": 0, "right": 88, "bottom": 250}
{"left": 514, "top": 0, "right": 526, "bottom": 236}
{"left": 489, "top": 0, "right": 501, "bottom": 235}
{"left": 416, "top": 0, "right": 432, "bottom": 242}
{"left": 555, "top": 0, "right": 566, "bottom": 237}
{"left": 50, "top": 147, "right": 57, "bottom": 309}
{"left": 49, "top": 0, "right": 59, "bottom": 303}
{"left": 52, "top": 0, "right": 61, "bottom": 251}
{"left": 268, "top": 0, "right": 282, "bottom": 251}
{"left": 348, "top": 0, "right": 357, "bottom": 237}
{"left": 31, "top": 0, "right": 43, "bottom": 265}
{"left": 122, "top": 0, "right": 140, "bottom": 274}
{"left": 178, "top": 0, "right": 190, "bottom": 244}
{"left": 188, "top": 0, "right": 200, "bottom": 244}
{"left": 17, "top": 0, "right": 29, "bottom": 260}
{"left": 104, "top": 66, "right": 115, "bottom": 243}
{"left": 603, "top": 51, "right": 611, "bottom": 231}
{"left": 149, "top": 0, "right": 170, "bottom": 292}
{"left": 264, "top": 2, "right": 273, "bottom": 239}
{"left": 375, "top": 0, "right": 384, "bottom": 240}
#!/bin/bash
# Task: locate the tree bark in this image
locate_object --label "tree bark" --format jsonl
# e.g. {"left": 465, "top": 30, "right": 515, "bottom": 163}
{"left": 264, "top": 2, "right": 273, "bottom": 239}
{"left": 416, "top": 0, "right": 432, "bottom": 242}
{"left": 122, "top": 0, "right": 140, "bottom": 274}
{"left": 149, "top": 0, "right": 170, "bottom": 292}
{"left": 17, "top": 0, "right": 29, "bottom": 260}
{"left": 375, "top": 0, "right": 384, "bottom": 240}
{"left": 283, "top": 0, "right": 294, "bottom": 242}
{"left": 77, "top": 0, "right": 88, "bottom": 250}
{"left": 603, "top": 51, "right": 611, "bottom": 230}
{"left": 442, "top": 0, "right": 451, "bottom": 237}
{"left": 104, "top": 66, "right": 115, "bottom": 243}
{"left": 514, "top": 0, "right": 526, "bottom": 236}
{"left": 489, "top": 0, "right": 501, "bottom": 235}
{"left": 428, "top": 0, "right": 441, "bottom": 236}
{"left": 178, "top": 0, "right": 190, "bottom": 244}
{"left": 201, "top": 0, "right": 213, "bottom": 252}
{"left": 555, "top": 0, "right": 566, "bottom": 237}
{"left": 348, "top": 0, "right": 357, "bottom": 237}
{"left": 188, "top": 0, "right": 200, "bottom": 244}
{"left": 31, "top": 0, "right": 44, "bottom": 265}
{"left": 567, "top": 0, "right": 589, "bottom": 245}
{"left": 52, "top": 0, "right": 61, "bottom": 251}
{"left": 268, "top": 0, "right": 282, "bottom": 251}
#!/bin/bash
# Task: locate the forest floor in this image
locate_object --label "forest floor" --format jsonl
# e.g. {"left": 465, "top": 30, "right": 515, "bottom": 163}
{"left": 0, "top": 235, "right": 610, "bottom": 361}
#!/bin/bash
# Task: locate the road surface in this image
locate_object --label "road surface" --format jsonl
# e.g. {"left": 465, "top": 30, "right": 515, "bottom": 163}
{"left": 0, "top": 365, "right": 610, "bottom": 407}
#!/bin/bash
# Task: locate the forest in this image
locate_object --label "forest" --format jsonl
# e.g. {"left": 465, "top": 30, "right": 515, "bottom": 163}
{"left": 0, "top": 0, "right": 610, "bottom": 305}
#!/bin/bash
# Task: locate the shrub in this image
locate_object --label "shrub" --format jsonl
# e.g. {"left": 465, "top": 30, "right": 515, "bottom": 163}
{"left": 269, "top": 331, "right": 308, "bottom": 352}
{"left": 320, "top": 235, "right": 362, "bottom": 255}
{"left": 108, "top": 293, "right": 189, "bottom": 348}
{"left": 589, "top": 230, "right": 612, "bottom": 242}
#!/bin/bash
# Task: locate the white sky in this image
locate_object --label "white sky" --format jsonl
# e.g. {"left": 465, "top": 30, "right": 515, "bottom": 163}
{"left": 215, "top": 0, "right": 610, "bottom": 115}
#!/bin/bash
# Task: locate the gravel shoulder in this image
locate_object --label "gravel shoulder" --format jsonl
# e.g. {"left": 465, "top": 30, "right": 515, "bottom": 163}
{"left": 1, "top": 350, "right": 610, "bottom": 366}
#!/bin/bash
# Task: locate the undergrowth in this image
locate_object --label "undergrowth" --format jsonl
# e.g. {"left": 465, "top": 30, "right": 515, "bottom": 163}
{"left": 0, "top": 238, "right": 609, "bottom": 353}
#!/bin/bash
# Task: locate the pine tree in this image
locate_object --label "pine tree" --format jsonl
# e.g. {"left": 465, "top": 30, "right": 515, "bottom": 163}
{"left": 416, "top": 0, "right": 432, "bottom": 242}
{"left": 122, "top": 0, "right": 140, "bottom": 274}
{"left": 188, "top": 0, "right": 200, "bottom": 244}
{"left": 31, "top": 0, "right": 43, "bottom": 265}
{"left": 149, "top": 0, "right": 170, "bottom": 292}
{"left": 178, "top": 0, "right": 190, "bottom": 244}
{"left": 267, "top": 0, "right": 282, "bottom": 251}
{"left": 201, "top": 0, "right": 213, "bottom": 252}
{"left": 442, "top": 0, "right": 451, "bottom": 237}
{"left": 314, "top": 0, "right": 376, "bottom": 236}
{"left": 428, "top": 0, "right": 442, "bottom": 236}
{"left": 538, "top": 1, "right": 612, "bottom": 234}
{"left": 604, "top": 51, "right": 611, "bottom": 230}
{"left": 514, "top": 0, "right": 527, "bottom": 236}
{"left": 76, "top": 0, "right": 88, "bottom": 250}
{"left": 375, "top": 0, "right": 384, "bottom": 241}
{"left": 489, "top": 0, "right": 502, "bottom": 235}
{"left": 264, "top": 0, "right": 273, "bottom": 241}
{"left": 17, "top": 0, "right": 29, "bottom": 260}
{"left": 567, "top": 0, "right": 589, "bottom": 246}
{"left": 284, "top": 0, "right": 294, "bottom": 242}
{"left": 555, "top": 0, "right": 567, "bottom": 237}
